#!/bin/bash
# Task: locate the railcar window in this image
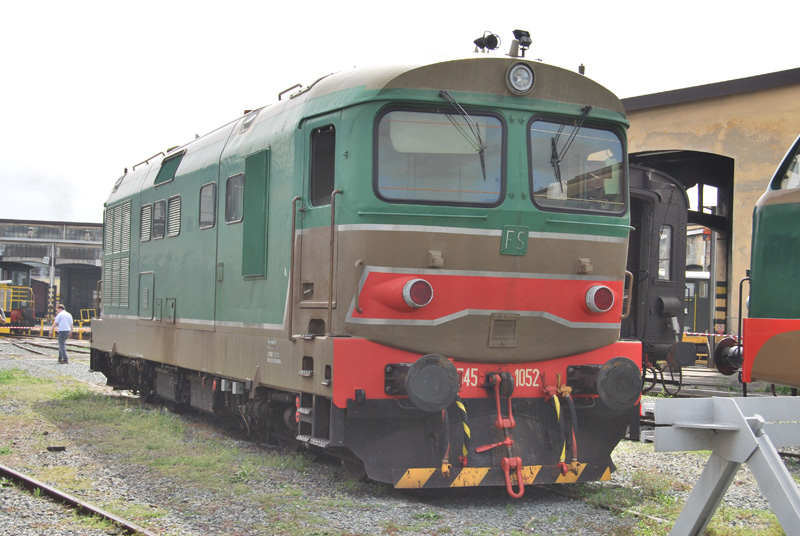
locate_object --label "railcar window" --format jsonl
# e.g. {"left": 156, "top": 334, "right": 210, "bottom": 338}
{"left": 154, "top": 152, "right": 184, "bottom": 185}
{"left": 778, "top": 152, "right": 800, "bottom": 189}
{"left": 658, "top": 225, "right": 672, "bottom": 280}
{"left": 226, "top": 174, "right": 244, "bottom": 223}
{"left": 199, "top": 183, "right": 216, "bottom": 229}
{"left": 153, "top": 200, "right": 166, "bottom": 239}
{"left": 529, "top": 121, "right": 624, "bottom": 214}
{"left": 376, "top": 110, "right": 503, "bottom": 205}
{"left": 698, "top": 281, "right": 708, "bottom": 299}
{"left": 140, "top": 204, "right": 152, "bottom": 241}
{"left": 310, "top": 126, "right": 335, "bottom": 206}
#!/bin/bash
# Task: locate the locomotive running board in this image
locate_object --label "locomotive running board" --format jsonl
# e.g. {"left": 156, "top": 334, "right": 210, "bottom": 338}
{"left": 655, "top": 397, "right": 800, "bottom": 536}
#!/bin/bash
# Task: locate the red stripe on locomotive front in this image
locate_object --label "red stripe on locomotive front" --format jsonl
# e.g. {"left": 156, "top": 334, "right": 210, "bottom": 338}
{"left": 352, "top": 271, "right": 623, "bottom": 323}
{"left": 331, "top": 338, "right": 642, "bottom": 408}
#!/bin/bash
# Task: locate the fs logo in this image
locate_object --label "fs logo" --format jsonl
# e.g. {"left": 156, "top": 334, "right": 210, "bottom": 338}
{"left": 500, "top": 225, "right": 528, "bottom": 256}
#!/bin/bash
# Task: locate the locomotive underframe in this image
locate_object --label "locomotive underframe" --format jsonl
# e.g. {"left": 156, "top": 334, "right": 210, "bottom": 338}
{"left": 90, "top": 346, "right": 633, "bottom": 488}
{"left": 341, "top": 397, "right": 628, "bottom": 487}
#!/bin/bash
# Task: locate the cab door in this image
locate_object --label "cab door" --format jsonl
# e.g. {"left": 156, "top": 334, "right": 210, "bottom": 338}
{"left": 295, "top": 113, "right": 341, "bottom": 336}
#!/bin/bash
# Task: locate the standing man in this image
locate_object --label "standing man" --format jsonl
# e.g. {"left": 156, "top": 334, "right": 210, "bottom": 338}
{"left": 50, "top": 304, "right": 73, "bottom": 364}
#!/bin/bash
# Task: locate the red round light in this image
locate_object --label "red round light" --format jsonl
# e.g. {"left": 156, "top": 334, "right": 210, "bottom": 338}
{"left": 403, "top": 279, "right": 433, "bottom": 308}
{"left": 586, "top": 285, "right": 614, "bottom": 313}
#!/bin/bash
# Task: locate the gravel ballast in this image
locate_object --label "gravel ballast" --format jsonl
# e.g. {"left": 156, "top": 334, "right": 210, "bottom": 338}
{"left": 0, "top": 338, "right": 793, "bottom": 535}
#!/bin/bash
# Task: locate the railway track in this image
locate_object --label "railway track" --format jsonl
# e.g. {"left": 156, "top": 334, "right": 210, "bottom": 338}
{"left": 0, "top": 463, "right": 158, "bottom": 536}
{"left": 3, "top": 334, "right": 90, "bottom": 358}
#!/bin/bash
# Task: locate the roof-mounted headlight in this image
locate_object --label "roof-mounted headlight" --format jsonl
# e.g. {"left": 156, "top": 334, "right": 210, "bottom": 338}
{"left": 506, "top": 63, "right": 534, "bottom": 95}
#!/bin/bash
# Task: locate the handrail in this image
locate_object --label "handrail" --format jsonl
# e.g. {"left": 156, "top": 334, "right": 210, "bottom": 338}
{"left": 357, "top": 211, "right": 487, "bottom": 220}
{"left": 545, "top": 218, "right": 635, "bottom": 231}
{"left": 622, "top": 270, "right": 634, "bottom": 319}
{"left": 354, "top": 260, "right": 364, "bottom": 314}
{"left": 287, "top": 196, "right": 303, "bottom": 342}
{"left": 327, "top": 190, "right": 343, "bottom": 335}
{"left": 737, "top": 276, "right": 750, "bottom": 343}
{"left": 278, "top": 84, "right": 302, "bottom": 101}
{"left": 132, "top": 152, "right": 165, "bottom": 171}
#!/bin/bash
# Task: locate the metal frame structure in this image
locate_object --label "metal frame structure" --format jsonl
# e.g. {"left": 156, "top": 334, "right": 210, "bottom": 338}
{"left": 654, "top": 396, "right": 800, "bottom": 535}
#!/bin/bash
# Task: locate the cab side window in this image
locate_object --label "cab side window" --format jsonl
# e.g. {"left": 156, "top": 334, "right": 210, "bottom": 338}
{"left": 199, "top": 183, "right": 216, "bottom": 229}
{"left": 310, "top": 125, "right": 335, "bottom": 206}
{"left": 226, "top": 174, "right": 244, "bottom": 223}
{"left": 153, "top": 200, "right": 166, "bottom": 239}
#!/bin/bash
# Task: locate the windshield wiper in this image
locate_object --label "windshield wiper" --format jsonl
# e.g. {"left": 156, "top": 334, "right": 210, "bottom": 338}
{"left": 551, "top": 105, "right": 592, "bottom": 192}
{"left": 440, "top": 90, "right": 487, "bottom": 180}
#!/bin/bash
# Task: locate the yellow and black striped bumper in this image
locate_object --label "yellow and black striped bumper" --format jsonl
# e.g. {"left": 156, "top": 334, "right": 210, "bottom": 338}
{"left": 394, "top": 462, "right": 613, "bottom": 489}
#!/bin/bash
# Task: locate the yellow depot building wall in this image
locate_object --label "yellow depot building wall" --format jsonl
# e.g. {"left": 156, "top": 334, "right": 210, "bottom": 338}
{"left": 622, "top": 69, "right": 800, "bottom": 335}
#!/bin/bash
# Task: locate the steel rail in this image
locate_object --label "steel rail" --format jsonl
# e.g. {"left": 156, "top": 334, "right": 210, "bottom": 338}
{"left": 0, "top": 463, "right": 159, "bottom": 536}
{"left": 15, "top": 339, "right": 90, "bottom": 354}
{"left": 9, "top": 340, "right": 50, "bottom": 356}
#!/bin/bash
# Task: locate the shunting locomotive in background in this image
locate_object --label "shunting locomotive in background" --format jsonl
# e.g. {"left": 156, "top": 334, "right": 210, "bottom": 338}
{"left": 0, "top": 281, "right": 36, "bottom": 334}
{"left": 90, "top": 32, "right": 643, "bottom": 497}
{"left": 715, "top": 135, "right": 800, "bottom": 390}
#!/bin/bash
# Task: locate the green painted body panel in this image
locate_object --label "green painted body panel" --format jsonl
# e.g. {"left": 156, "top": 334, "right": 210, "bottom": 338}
{"left": 100, "top": 56, "right": 629, "bottom": 330}
{"left": 749, "top": 135, "right": 800, "bottom": 319}
{"left": 750, "top": 202, "right": 800, "bottom": 318}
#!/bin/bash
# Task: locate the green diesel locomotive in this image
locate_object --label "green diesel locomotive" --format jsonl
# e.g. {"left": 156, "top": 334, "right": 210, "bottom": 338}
{"left": 91, "top": 45, "right": 642, "bottom": 497}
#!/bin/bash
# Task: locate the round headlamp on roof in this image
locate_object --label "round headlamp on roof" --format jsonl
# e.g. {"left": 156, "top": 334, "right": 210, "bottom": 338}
{"left": 506, "top": 63, "right": 534, "bottom": 95}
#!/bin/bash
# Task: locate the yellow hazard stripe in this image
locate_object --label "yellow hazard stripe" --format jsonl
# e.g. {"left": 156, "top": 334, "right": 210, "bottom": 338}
{"left": 450, "top": 467, "right": 490, "bottom": 487}
{"left": 396, "top": 464, "right": 611, "bottom": 488}
{"left": 395, "top": 468, "right": 436, "bottom": 488}
{"left": 555, "top": 462, "right": 587, "bottom": 483}
{"left": 520, "top": 465, "right": 542, "bottom": 484}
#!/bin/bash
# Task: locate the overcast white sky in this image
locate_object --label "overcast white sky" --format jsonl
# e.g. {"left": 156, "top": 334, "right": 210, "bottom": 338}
{"left": 1, "top": 0, "right": 797, "bottom": 224}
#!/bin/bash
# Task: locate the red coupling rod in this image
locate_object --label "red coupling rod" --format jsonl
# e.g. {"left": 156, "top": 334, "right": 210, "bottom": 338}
{"left": 501, "top": 456, "right": 524, "bottom": 498}
{"left": 488, "top": 373, "right": 515, "bottom": 429}
{"left": 475, "top": 437, "right": 513, "bottom": 453}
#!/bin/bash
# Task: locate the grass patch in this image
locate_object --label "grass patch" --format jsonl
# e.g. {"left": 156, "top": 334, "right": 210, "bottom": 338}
{"left": 36, "top": 466, "right": 96, "bottom": 493}
{"left": 102, "top": 498, "right": 169, "bottom": 520}
{"left": 0, "top": 369, "right": 331, "bottom": 534}
{"left": 69, "top": 511, "right": 117, "bottom": 532}
{"left": 0, "top": 368, "right": 56, "bottom": 402}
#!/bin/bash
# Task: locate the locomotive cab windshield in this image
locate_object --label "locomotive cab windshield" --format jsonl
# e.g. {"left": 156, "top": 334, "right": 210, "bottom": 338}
{"left": 530, "top": 120, "right": 625, "bottom": 214}
{"left": 375, "top": 107, "right": 504, "bottom": 205}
